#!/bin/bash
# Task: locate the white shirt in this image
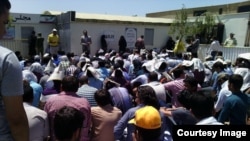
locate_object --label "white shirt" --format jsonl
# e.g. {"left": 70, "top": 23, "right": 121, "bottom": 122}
{"left": 207, "top": 40, "right": 221, "bottom": 54}
{"left": 214, "top": 81, "right": 232, "bottom": 112}
{"left": 142, "top": 81, "right": 166, "bottom": 102}
{"left": 23, "top": 102, "right": 49, "bottom": 141}
{"left": 196, "top": 116, "right": 223, "bottom": 125}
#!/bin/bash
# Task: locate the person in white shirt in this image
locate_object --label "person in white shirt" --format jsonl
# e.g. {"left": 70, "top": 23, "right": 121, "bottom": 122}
{"left": 22, "top": 81, "right": 49, "bottom": 141}
{"left": 207, "top": 36, "right": 221, "bottom": 60}
{"left": 214, "top": 73, "right": 231, "bottom": 113}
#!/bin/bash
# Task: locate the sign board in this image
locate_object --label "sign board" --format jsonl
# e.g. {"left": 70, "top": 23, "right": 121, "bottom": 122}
{"left": 125, "top": 27, "right": 137, "bottom": 48}
{"left": 3, "top": 26, "right": 15, "bottom": 39}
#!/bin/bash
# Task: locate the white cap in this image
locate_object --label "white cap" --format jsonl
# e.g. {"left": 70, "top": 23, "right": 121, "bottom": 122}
{"left": 52, "top": 28, "right": 57, "bottom": 32}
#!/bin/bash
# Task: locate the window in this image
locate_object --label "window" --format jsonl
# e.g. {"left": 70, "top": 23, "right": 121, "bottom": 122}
{"left": 193, "top": 10, "right": 207, "bottom": 16}
{"left": 237, "top": 5, "right": 250, "bottom": 13}
{"left": 144, "top": 28, "right": 154, "bottom": 45}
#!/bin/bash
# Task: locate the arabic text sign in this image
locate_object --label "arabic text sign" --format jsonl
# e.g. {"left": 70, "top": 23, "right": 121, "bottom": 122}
{"left": 103, "top": 31, "right": 115, "bottom": 42}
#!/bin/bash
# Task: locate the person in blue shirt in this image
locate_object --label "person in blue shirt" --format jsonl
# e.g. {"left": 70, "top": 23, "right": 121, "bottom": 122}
{"left": 218, "top": 74, "right": 249, "bottom": 125}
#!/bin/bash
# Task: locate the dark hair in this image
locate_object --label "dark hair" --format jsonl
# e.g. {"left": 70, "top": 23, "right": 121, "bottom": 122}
{"left": 228, "top": 74, "right": 243, "bottom": 90}
{"left": 79, "top": 76, "right": 88, "bottom": 85}
{"left": 94, "top": 89, "right": 113, "bottom": 106}
{"left": 177, "top": 90, "right": 192, "bottom": 109}
{"left": 173, "top": 68, "right": 184, "bottom": 79}
{"left": 158, "top": 62, "right": 167, "bottom": 71}
{"left": 114, "top": 69, "right": 123, "bottom": 78}
{"left": 136, "top": 126, "right": 161, "bottom": 141}
{"left": 54, "top": 106, "right": 84, "bottom": 140}
{"left": 189, "top": 91, "right": 214, "bottom": 120}
{"left": 183, "top": 76, "right": 198, "bottom": 88}
{"left": 105, "top": 77, "right": 118, "bottom": 90}
{"left": 212, "top": 61, "right": 224, "bottom": 70}
{"left": 61, "top": 76, "right": 79, "bottom": 92}
{"left": 147, "top": 54, "right": 153, "bottom": 60}
{"left": 0, "top": 0, "right": 11, "bottom": 15}
{"left": 148, "top": 72, "right": 158, "bottom": 82}
{"left": 23, "top": 80, "right": 34, "bottom": 103}
{"left": 98, "top": 60, "right": 106, "bottom": 68}
{"left": 138, "top": 86, "right": 160, "bottom": 110}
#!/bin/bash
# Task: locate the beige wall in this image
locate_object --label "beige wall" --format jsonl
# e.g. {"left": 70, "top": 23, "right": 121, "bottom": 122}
{"left": 69, "top": 22, "right": 169, "bottom": 56}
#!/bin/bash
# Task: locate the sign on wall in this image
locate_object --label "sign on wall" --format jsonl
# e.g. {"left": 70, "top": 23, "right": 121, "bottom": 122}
{"left": 125, "top": 27, "right": 137, "bottom": 48}
{"left": 103, "top": 31, "right": 115, "bottom": 42}
{"left": 3, "top": 26, "right": 15, "bottom": 39}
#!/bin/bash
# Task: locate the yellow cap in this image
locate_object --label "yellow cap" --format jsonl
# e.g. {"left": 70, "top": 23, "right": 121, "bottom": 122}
{"left": 129, "top": 106, "right": 161, "bottom": 129}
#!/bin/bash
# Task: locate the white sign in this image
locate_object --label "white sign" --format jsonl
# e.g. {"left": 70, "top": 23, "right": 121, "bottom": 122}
{"left": 125, "top": 27, "right": 137, "bottom": 48}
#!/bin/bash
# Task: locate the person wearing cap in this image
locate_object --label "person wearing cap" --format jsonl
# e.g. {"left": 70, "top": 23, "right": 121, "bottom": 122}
{"left": 114, "top": 86, "right": 168, "bottom": 141}
{"left": 129, "top": 106, "right": 162, "bottom": 141}
{"left": 47, "top": 28, "right": 60, "bottom": 55}
{"left": 81, "top": 29, "right": 92, "bottom": 54}
{"left": 223, "top": 33, "right": 237, "bottom": 47}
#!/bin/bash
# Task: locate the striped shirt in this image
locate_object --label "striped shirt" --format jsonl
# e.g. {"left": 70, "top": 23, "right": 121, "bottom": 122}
{"left": 77, "top": 84, "right": 98, "bottom": 107}
{"left": 164, "top": 78, "right": 185, "bottom": 108}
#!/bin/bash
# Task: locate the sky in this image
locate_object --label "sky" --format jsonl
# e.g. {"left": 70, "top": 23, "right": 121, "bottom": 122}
{"left": 10, "top": 0, "right": 249, "bottom": 17}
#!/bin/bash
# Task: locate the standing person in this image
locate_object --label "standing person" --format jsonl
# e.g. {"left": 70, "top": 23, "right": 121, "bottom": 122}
{"left": 223, "top": 33, "right": 237, "bottom": 47}
{"left": 162, "top": 36, "right": 175, "bottom": 51}
{"left": 119, "top": 35, "right": 127, "bottom": 54}
{"left": 47, "top": 28, "right": 60, "bottom": 55}
{"left": 36, "top": 33, "right": 44, "bottom": 57}
{"left": 81, "top": 29, "right": 92, "bottom": 54}
{"left": 28, "top": 30, "right": 37, "bottom": 58}
{"left": 190, "top": 34, "right": 200, "bottom": 58}
{"left": 0, "top": 0, "right": 29, "bottom": 140}
{"left": 207, "top": 36, "right": 221, "bottom": 60}
{"left": 135, "top": 35, "right": 145, "bottom": 54}
{"left": 100, "top": 34, "right": 107, "bottom": 53}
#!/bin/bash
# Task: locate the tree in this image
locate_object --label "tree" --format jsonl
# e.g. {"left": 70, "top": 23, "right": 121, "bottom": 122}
{"left": 42, "top": 11, "right": 52, "bottom": 15}
{"left": 169, "top": 5, "right": 192, "bottom": 40}
{"left": 191, "top": 12, "right": 217, "bottom": 44}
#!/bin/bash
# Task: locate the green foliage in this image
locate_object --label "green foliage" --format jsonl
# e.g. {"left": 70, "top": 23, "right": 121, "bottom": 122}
{"left": 42, "top": 11, "right": 52, "bottom": 15}
{"left": 169, "top": 6, "right": 192, "bottom": 39}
